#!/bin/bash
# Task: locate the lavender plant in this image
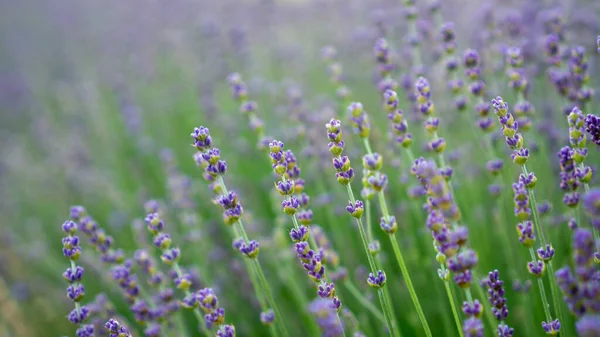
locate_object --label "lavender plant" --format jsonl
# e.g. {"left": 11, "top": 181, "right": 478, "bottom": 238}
{"left": 3, "top": 1, "right": 600, "bottom": 337}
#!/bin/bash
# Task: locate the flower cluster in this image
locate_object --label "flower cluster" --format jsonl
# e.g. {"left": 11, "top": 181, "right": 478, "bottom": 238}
{"left": 492, "top": 96, "right": 531, "bottom": 166}
{"left": 383, "top": 89, "right": 413, "bottom": 148}
{"left": 463, "top": 49, "right": 493, "bottom": 133}
{"left": 485, "top": 270, "right": 514, "bottom": 336}
{"left": 373, "top": 38, "right": 397, "bottom": 93}
{"left": 105, "top": 318, "right": 132, "bottom": 337}
{"left": 347, "top": 102, "right": 370, "bottom": 139}
{"left": 70, "top": 206, "right": 124, "bottom": 264}
{"left": 557, "top": 146, "right": 581, "bottom": 208}
{"left": 61, "top": 220, "right": 94, "bottom": 337}
{"left": 217, "top": 325, "right": 236, "bottom": 337}
{"left": 197, "top": 288, "right": 227, "bottom": 329}
{"left": 543, "top": 34, "right": 561, "bottom": 67}
{"left": 326, "top": 118, "right": 355, "bottom": 186}
{"left": 134, "top": 249, "right": 179, "bottom": 317}
{"left": 416, "top": 77, "right": 447, "bottom": 154}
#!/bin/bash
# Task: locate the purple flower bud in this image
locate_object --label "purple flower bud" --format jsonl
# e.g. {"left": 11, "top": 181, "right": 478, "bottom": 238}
{"left": 205, "top": 307, "right": 225, "bottom": 327}
{"left": 527, "top": 260, "right": 545, "bottom": 278}
{"left": 362, "top": 153, "right": 383, "bottom": 171}
{"left": 260, "top": 309, "right": 275, "bottom": 325}
{"left": 236, "top": 240, "right": 260, "bottom": 259}
{"left": 367, "top": 270, "right": 386, "bottom": 289}
{"left": 585, "top": 114, "right": 600, "bottom": 146}
{"left": 217, "top": 325, "right": 236, "bottom": 337}
{"left": 175, "top": 274, "right": 192, "bottom": 290}
{"left": 160, "top": 248, "right": 180, "bottom": 265}
{"left": 463, "top": 317, "right": 483, "bottom": 337}
{"left": 462, "top": 300, "right": 482, "bottom": 317}
{"left": 346, "top": 200, "right": 364, "bottom": 219}
{"left": 379, "top": 216, "right": 397, "bottom": 234}
{"left": 153, "top": 233, "right": 171, "bottom": 249}
{"left": 542, "top": 319, "right": 560, "bottom": 336}
{"left": 75, "top": 325, "right": 94, "bottom": 337}
{"left": 62, "top": 220, "right": 78, "bottom": 234}
{"left": 318, "top": 282, "right": 336, "bottom": 298}
{"left": 282, "top": 197, "right": 300, "bottom": 215}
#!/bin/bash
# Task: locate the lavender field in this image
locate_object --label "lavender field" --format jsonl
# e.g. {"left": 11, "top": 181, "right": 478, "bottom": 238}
{"left": 0, "top": 0, "right": 599, "bottom": 336}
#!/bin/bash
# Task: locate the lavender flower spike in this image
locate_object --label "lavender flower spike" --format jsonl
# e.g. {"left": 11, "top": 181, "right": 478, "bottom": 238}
{"left": 61, "top": 219, "right": 94, "bottom": 337}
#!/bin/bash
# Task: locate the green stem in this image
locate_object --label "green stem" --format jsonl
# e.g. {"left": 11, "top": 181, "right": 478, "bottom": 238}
{"left": 387, "top": 234, "right": 432, "bottom": 337}
{"left": 522, "top": 165, "right": 565, "bottom": 333}
{"left": 366, "top": 199, "right": 374, "bottom": 244}
{"left": 361, "top": 138, "right": 431, "bottom": 337}
{"left": 345, "top": 184, "right": 398, "bottom": 337}
{"left": 443, "top": 273, "right": 464, "bottom": 337}
{"left": 343, "top": 280, "right": 387, "bottom": 325}
{"left": 216, "top": 177, "right": 290, "bottom": 337}
{"left": 528, "top": 248, "right": 553, "bottom": 323}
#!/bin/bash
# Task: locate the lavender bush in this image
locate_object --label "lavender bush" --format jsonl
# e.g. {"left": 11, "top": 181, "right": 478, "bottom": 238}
{"left": 0, "top": 0, "right": 599, "bottom": 336}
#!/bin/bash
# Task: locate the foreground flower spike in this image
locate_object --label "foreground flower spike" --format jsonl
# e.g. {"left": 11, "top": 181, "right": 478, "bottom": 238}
{"left": 61, "top": 220, "right": 94, "bottom": 337}
{"left": 191, "top": 126, "right": 288, "bottom": 337}
{"left": 105, "top": 318, "right": 131, "bottom": 337}
{"left": 326, "top": 118, "right": 398, "bottom": 336}
{"left": 492, "top": 96, "right": 564, "bottom": 334}
{"left": 485, "top": 270, "right": 514, "bottom": 336}
{"left": 266, "top": 138, "right": 346, "bottom": 328}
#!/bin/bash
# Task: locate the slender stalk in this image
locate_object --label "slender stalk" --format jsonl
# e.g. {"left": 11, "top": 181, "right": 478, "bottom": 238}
{"left": 522, "top": 165, "right": 565, "bottom": 332}
{"left": 527, "top": 248, "right": 553, "bottom": 322}
{"left": 346, "top": 184, "right": 399, "bottom": 337}
{"left": 229, "top": 225, "right": 278, "bottom": 337}
{"left": 442, "top": 268, "right": 465, "bottom": 337}
{"left": 361, "top": 138, "right": 432, "bottom": 337}
{"left": 217, "top": 176, "right": 289, "bottom": 337}
{"left": 343, "top": 280, "right": 386, "bottom": 325}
